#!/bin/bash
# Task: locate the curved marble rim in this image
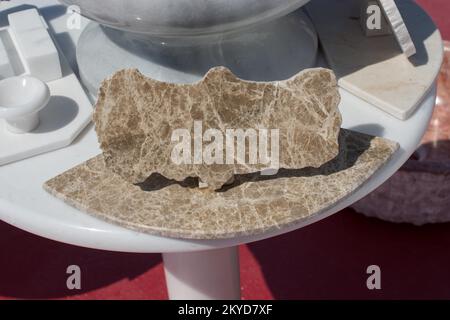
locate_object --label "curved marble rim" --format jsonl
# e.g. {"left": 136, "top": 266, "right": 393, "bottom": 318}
{"left": 44, "top": 129, "right": 398, "bottom": 240}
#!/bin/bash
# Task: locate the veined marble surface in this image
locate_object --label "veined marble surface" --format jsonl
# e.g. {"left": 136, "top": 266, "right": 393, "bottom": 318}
{"left": 44, "top": 129, "right": 398, "bottom": 240}
{"left": 93, "top": 67, "right": 341, "bottom": 190}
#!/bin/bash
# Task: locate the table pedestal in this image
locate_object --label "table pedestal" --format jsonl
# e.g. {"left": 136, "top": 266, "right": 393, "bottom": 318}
{"left": 163, "top": 246, "right": 241, "bottom": 300}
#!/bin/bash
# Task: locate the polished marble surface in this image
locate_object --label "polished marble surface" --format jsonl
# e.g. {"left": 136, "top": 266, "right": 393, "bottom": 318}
{"left": 59, "top": 0, "right": 310, "bottom": 36}
{"left": 45, "top": 130, "right": 397, "bottom": 239}
{"left": 76, "top": 9, "right": 318, "bottom": 95}
{"left": 353, "top": 42, "right": 450, "bottom": 224}
{"left": 92, "top": 67, "right": 341, "bottom": 190}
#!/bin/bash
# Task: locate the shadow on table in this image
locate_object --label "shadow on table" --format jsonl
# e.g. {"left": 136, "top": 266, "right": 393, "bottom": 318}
{"left": 138, "top": 129, "right": 373, "bottom": 193}
{"left": 247, "top": 208, "right": 450, "bottom": 300}
{"left": 0, "top": 221, "right": 165, "bottom": 299}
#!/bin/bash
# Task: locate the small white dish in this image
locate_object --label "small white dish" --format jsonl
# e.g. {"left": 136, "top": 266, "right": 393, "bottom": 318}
{"left": 0, "top": 76, "right": 50, "bottom": 133}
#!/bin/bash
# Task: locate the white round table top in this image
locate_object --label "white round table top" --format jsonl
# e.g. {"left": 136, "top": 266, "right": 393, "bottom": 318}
{"left": 0, "top": 0, "right": 440, "bottom": 253}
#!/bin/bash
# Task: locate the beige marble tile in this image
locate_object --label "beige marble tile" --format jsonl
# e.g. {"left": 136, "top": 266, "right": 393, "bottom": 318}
{"left": 352, "top": 43, "right": 450, "bottom": 225}
{"left": 307, "top": 0, "right": 443, "bottom": 120}
{"left": 44, "top": 129, "right": 398, "bottom": 240}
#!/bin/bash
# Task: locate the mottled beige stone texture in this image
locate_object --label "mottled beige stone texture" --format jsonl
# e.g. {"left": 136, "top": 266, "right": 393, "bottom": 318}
{"left": 44, "top": 129, "right": 398, "bottom": 240}
{"left": 93, "top": 67, "right": 342, "bottom": 190}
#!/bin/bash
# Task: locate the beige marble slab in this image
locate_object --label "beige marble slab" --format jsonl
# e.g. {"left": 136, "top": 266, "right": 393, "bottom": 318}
{"left": 94, "top": 67, "right": 342, "bottom": 191}
{"left": 43, "top": 129, "right": 398, "bottom": 240}
{"left": 306, "top": 0, "right": 443, "bottom": 120}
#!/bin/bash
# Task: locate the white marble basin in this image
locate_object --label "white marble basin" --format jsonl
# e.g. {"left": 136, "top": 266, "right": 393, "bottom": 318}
{"left": 59, "top": 0, "right": 311, "bottom": 36}
{"left": 0, "top": 76, "right": 50, "bottom": 133}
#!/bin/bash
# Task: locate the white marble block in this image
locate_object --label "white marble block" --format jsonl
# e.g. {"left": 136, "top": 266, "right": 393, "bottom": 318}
{"left": 8, "top": 8, "right": 48, "bottom": 33}
{"left": 306, "top": 0, "right": 442, "bottom": 120}
{"left": 379, "top": 0, "right": 416, "bottom": 57}
{"left": 360, "top": 0, "right": 392, "bottom": 37}
{"left": 8, "top": 9, "right": 61, "bottom": 82}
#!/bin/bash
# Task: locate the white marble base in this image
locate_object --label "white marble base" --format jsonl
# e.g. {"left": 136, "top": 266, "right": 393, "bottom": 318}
{"left": 163, "top": 247, "right": 241, "bottom": 300}
{"left": 8, "top": 8, "right": 62, "bottom": 82}
{"left": 0, "top": 23, "right": 92, "bottom": 166}
{"left": 76, "top": 9, "right": 318, "bottom": 95}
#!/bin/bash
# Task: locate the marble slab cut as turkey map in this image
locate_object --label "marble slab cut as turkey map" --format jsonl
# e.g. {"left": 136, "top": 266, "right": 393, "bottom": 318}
{"left": 93, "top": 67, "right": 342, "bottom": 190}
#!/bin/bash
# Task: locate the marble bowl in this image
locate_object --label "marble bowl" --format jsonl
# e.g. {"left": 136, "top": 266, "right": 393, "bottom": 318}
{"left": 59, "top": 0, "right": 310, "bottom": 36}
{"left": 353, "top": 43, "right": 450, "bottom": 225}
{"left": 0, "top": 76, "right": 50, "bottom": 133}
